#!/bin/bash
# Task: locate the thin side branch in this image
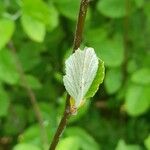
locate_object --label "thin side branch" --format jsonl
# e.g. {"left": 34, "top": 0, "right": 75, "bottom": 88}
{"left": 8, "top": 42, "right": 48, "bottom": 150}
{"left": 49, "top": 0, "right": 89, "bottom": 150}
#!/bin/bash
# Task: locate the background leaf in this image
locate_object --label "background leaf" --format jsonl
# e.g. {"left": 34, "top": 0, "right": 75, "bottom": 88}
{"left": 0, "top": 18, "right": 15, "bottom": 50}
{"left": 21, "top": 15, "right": 45, "bottom": 42}
{"left": 116, "top": 139, "right": 141, "bottom": 150}
{"left": 125, "top": 84, "right": 150, "bottom": 116}
{"left": 56, "top": 136, "right": 80, "bottom": 150}
{"left": 13, "top": 143, "right": 41, "bottom": 150}
{"left": 0, "top": 49, "right": 19, "bottom": 84}
{"left": 97, "top": 0, "right": 126, "bottom": 18}
{"left": 64, "top": 127, "right": 100, "bottom": 150}
{"left": 105, "top": 68, "right": 123, "bottom": 94}
{"left": 131, "top": 68, "right": 150, "bottom": 85}
{"left": 144, "top": 135, "right": 150, "bottom": 150}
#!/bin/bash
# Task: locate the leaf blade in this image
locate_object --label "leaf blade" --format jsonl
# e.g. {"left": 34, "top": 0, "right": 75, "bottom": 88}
{"left": 85, "top": 60, "right": 105, "bottom": 98}
{"left": 63, "top": 47, "right": 99, "bottom": 107}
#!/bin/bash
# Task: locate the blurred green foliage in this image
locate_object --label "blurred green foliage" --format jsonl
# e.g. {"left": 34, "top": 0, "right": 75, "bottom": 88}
{"left": 0, "top": 0, "right": 150, "bottom": 150}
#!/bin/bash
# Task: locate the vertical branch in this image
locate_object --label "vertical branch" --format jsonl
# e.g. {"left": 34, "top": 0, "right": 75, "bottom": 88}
{"left": 73, "top": 0, "right": 89, "bottom": 51}
{"left": 122, "top": 0, "right": 130, "bottom": 78}
{"left": 49, "top": 0, "right": 89, "bottom": 150}
{"left": 8, "top": 42, "right": 48, "bottom": 150}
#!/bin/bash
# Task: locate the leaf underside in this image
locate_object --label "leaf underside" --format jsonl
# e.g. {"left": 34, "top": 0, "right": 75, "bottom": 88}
{"left": 63, "top": 47, "right": 99, "bottom": 107}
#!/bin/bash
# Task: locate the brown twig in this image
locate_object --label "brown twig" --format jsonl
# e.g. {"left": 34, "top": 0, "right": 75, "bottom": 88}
{"left": 8, "top": 42, "right": 48, "bottom": 150}
{"left": 49, "top": 0, "right": 89, "bottom": 150}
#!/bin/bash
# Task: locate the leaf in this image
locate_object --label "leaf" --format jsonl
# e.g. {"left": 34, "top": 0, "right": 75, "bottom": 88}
{"left": 13, "top": 143, "right": 41, "bottom": 150}
{"left": 131, "top": 68, "right": 150, "bottom": 85}
{"left": 19, "top": 124, "right": 41, "bottom": 146}
{"left": 47, "top": 4, "right": 59, "bottom": 31}
{"left": 53, "top": 0, "right": 90, "bottom": 21}
{"left": 18, "top": 43, "right": 42, "bottom": 71}
{"left": 0, "top": 18, "right": 15, "bottom": 50}
{"left": 105, "top": 68, "right": 123, "bottom": 94}
{"left": 127, "top": 59, "right": 138, "bottom": 74}
{"left": 0, "top": 49, "right": 19, "bottom": 85}
{"left": 144, "top": 2, "right": 150, "bottom": 21}
{"left": 86, "top": 30, "right": 124, "bottom": 67}
{"left": 19, "top": 123, "right": 54, "bottom": 147}
{"left": 95, "top": 35, "right": 124, "bottom": 67}
{"left": 116, "top": 139, "right": 141, "bottom": 150}
{"left": 0, "top": 85, "right": 9, "bottom": 117}
{"left": 97, "top": 0, "right": 126, "bottom": 18}
{"left": 21, "top": 0, "right": 50, "bottom": 24}
{"left": 144, "top": 135, "right": 150, "bottom": 150}
{"left": 21, "top": 15, "right": 45, "bottom": 42}
{"left": 63, "top": 47, "right": 99, "bottom": 107}
{"left": 125, "top": 84, "right": 150, "bottom": 116}
{"left": 56, "top": 136, "right": 80, "bottom": 150}
{"left": 65, "top": 127, "right": 100, "bottom": 150}
{"left": 85, "top": 27, "right": 108, "bottom": 45}
{"left": 54, "top": 0, "right": 79, "bottom": 20}
{"left": 134, "top": 0, "right": 144, "bottom": 8}
{"left": 85, "top": 60, "right": 105, "bottom": 98}
{"left": 21, "top": 0, "right": 58, "bottom": 30}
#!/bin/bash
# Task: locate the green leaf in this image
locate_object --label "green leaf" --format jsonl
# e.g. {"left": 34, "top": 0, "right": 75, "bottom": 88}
{"left": 18, "top": 44, "right": 41, "bottom": 71}
{"left": 105, "top": 68, "right": 123, "bottom": 94}
{"left": 127, "top": 59, "right": 138, "bottom": 74}
{"left": 95, "top": 34, "right": 124, "bottom": 67}
{"left": 116, "top": 139, "right": 141, "bottom": 150}
{"left": 125, "top": 84, "right": 150, "bottom": 116}
{"left": 19, "top": 124, "right": 41, "bottom": 146}
{"left": 86, "top": 60, "right": 105, "bottom": 98}
{"left": 19, "top": 123, "right": 54, "bottom": 148}
{"left": 0, "top": 18, "right": 15, "bottom": 50}
{"left": 86, "top": 29, "right": 125, "bottom": 68}
{"left": 54, "top": 0, "right": 80, "bottom": 20}
{"left": 54, "top": 0, "right": 90, "bottom": 21}
{"left": 56, "top": 136, "right": 80, "bottom": 150}
{"left": 85, "top": 27, "right": 108, "bottom": 45}
{"left": 21, "top": 0, "right": 58, "bottom": 30}
{"left": 144, "top": 2, "right": 150, "bottom": 21}
{"left": 97, "top": 0, "right": 126, "bottom": 18}
{"left": 13, "top": 143, "right": 41, "bottom": 150}
{"left": 21, "top": 0, "right": 50, "bottom": 24}
{"left": 144, "top": 135, "right": 150, "bottom": 150}
{"left": 65, "top": 127, "right": 100, "bottom": 150}
{"left": 21, "top": 15, "right": 45, "bottom": 42}
{"left": 0, "top": 49, "right": 19, "bottom": 84}
{"left": 131, "top": 68, "right": 150, "bottom": 85}
{"left": 134, "top": 0, "right": 144, "bottom": 8}
{"left": 47, "top": 4, "right": 59, "bottom": 31}
{"left": 0, "top": 86, "right": 9, "bottom": 117}
{"left": 0, "top": 1, "right": 5, "bottom": 15}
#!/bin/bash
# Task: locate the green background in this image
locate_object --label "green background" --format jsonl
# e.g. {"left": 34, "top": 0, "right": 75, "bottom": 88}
{"left": 0, "top": 0, "right": 150, "bottom": 150}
